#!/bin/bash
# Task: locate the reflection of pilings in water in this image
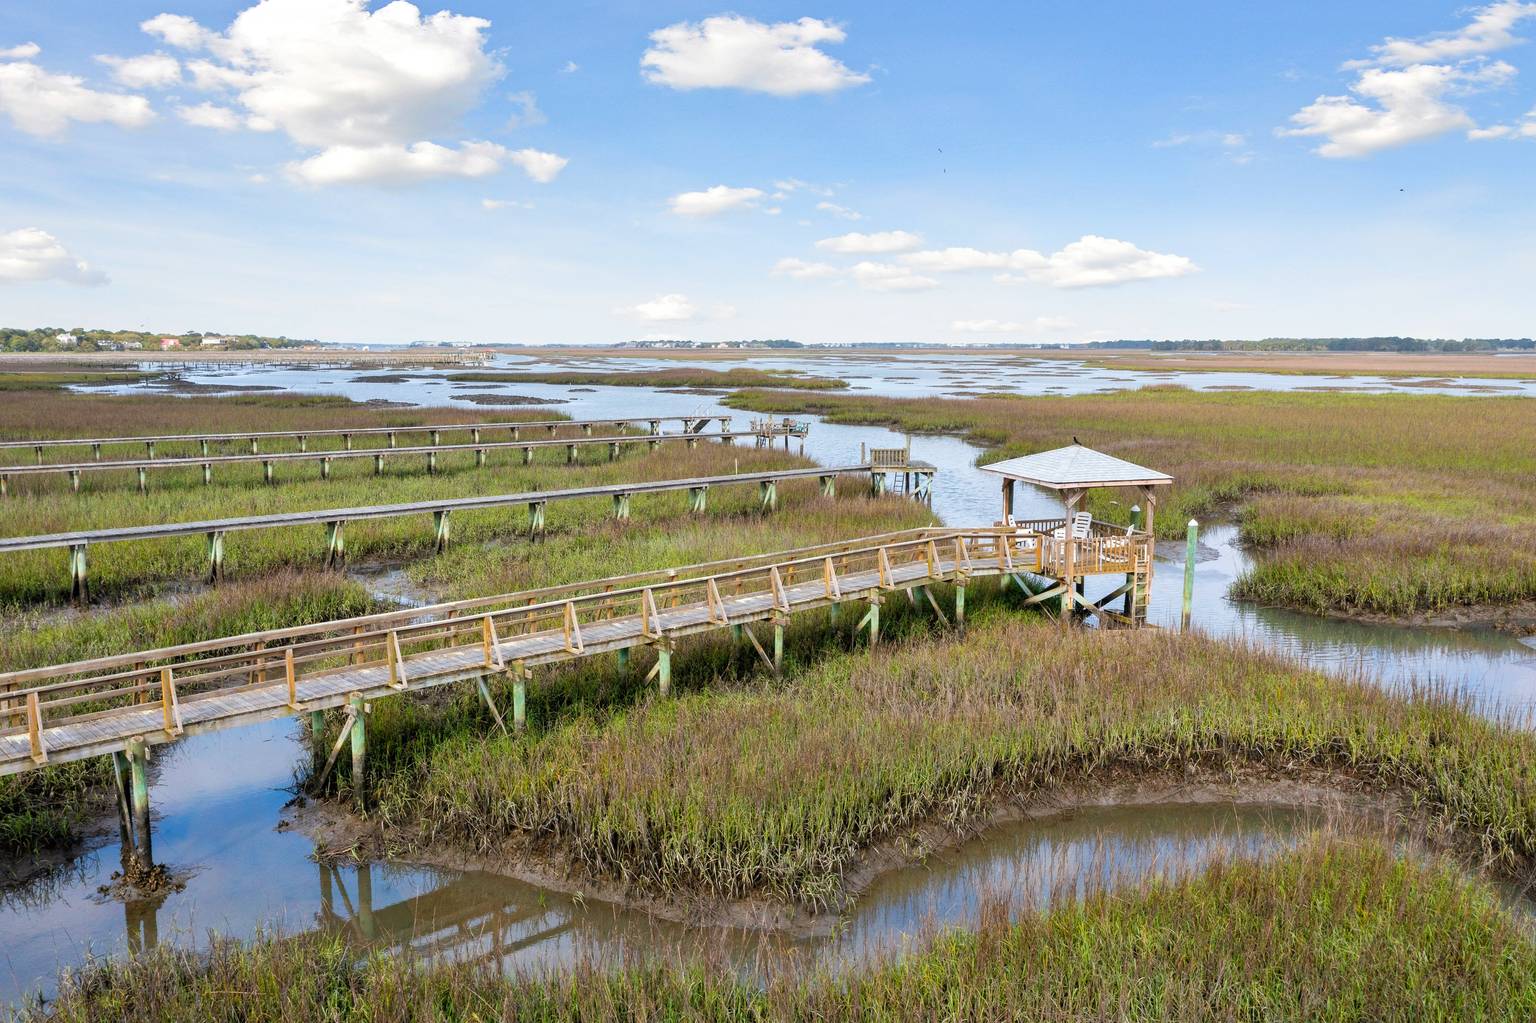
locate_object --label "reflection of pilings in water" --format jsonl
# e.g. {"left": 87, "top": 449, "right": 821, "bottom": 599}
{"left": 314, "top": 859, "right": 574, "bottom": 966}
{"left": 123, "top": 897, "right": 160, "bottom": 954}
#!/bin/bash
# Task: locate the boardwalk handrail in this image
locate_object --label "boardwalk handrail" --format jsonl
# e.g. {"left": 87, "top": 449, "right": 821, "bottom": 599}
{"left": 0, "top": 463, "right": 919, "bottom": 553}
{"left": 0, "top": 527, "right": 1011, "bottom": 767}
{"left": 0, "top": 431, "right": 764, "bottom": 489}
{"left": 0, "top": 415, "right": 734, "bottom": 455}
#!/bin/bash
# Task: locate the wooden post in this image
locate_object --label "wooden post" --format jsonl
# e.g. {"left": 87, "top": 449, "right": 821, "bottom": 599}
{"left": 137, "top": 467, "right": 147, "bottom": 495}
{"left": 616, "top": 647, "right": 630, "bottom": 672}
{"left": 688, "top": 486, "right": 707, "bottom": 513}
{"left": 320, "top": 456, "right": 331, "bottom": 480}
{"left": 69, "top": 469, "right": 80, "bottom": 493}
{"left": 657, "top": 643, "right": 672, "bottom": 696}
{"left": 374, "top": 453, "right": 385, "bottom": 475}
{"left": 1182, "top": 519, "right": 1199, "bottom": 631}
{"left": 126, "top": 737, "right": 152, "bottom": 872}
{"left": 324, "top": 520, "right": 346, "bottom": 568}
{"left": 522, "top": 446, "right": 534, "bottom": 466}
{"left": 263, "top": 460, "right": 274, "bottom": 485}
{"left": 433, "top": 510, "right": 451, "bottom": 553}
{"left": 773, "top": 618, "right": 785, "bottom": 674}
{"left": 566, "top": 443, "right": 577, "bottom": 465}
{"left": 427, "top": 449, "right": 438, "bottom": 475}
{"left": 206, "top": 530, "right": 225, "bottom": 584}
{"left": 202, "top": 462, "right": 212, "bottom": 486}
{"left": 613, "top": 492, "right": 631, "bottom": 520}
{"left": 349, "top": 693, "right": 366, "bottom": 810}
{"left": 1061, "top": 489, "right": 1082, "bottom": 626}
{"left": 1001, "top": 477, "right": 1014, "bottom": 522}
{"left": 512, "top": 667, "right": 527, "bottom": 730}
{"left": 820, "top": 474, "right": 835, "bottom": 498}
{"left": 68, "top": 543, "right": 88, "bottom": 604}
{"left": 528, "top": 500, "right": 546, "bottom": 536}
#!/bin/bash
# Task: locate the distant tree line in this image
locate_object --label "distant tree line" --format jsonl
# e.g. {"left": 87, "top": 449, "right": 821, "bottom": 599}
{"left": 1076, "top": 337, "right": 1536, "bottom": 353}
{"left": 0, "top": 327, "right": 314, "bottom": 353}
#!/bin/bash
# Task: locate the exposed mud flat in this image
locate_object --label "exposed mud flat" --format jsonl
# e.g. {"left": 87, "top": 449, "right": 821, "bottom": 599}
{"left": 451, "top": 392, "right": 570, "bottom": 406}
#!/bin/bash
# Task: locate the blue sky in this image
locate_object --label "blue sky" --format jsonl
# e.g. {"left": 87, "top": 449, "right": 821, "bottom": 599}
{"left": 1, "top": 1, "right": 1533, "bottom": 344}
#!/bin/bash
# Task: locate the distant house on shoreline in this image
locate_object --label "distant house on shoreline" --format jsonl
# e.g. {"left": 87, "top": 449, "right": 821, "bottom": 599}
{"left": 159, "top": 337, "right": 181, "bottom": 350}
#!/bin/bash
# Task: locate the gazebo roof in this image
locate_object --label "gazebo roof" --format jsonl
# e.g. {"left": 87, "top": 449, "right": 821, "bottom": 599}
{"left": 980, "top": 444, "right": 1173, "bottom": 491}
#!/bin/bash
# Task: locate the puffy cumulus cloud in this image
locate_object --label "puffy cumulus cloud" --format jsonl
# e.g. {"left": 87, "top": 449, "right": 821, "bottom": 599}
{"left": 95, "top": 52, "right": 181, "bottom": 88}
{"left": 1281, "top": 2, "right": 1536, "bottom": 157}
{"left": 0, "top": 42, "right": 42, "bottom": 60}
{"left": 1281, "top": 60, "right": 1514, "bottom": 157}
{"left": 642, "top": 15, "right": 869, "bottom": 95}
{"left": 138, "top": 0, "right": 568, "bottom": 185}
{"left": 771, "top": 256, "right": 841, "bottom": 279}
{"left": 668, "top": 184, "right": 765, "bottom": 217}
{"left": 0, "top": 227, "right": 108, "bottom": 286}
{"left": 992, "top": 236, "right": 1197, "bottom": 289}
{"left": 0, "top": 57, "right": 155, "bottom": 138}
{"left": 902, "top": 237, "right": 1195, "bottom": 289}
{"left": 815, "top": 230, "right": 923, "bottom": 254}
{"left": 616, "top": 293, "right": 697, "bottom": 322}
{"left": 849, "top": 261, "right": 937, "bottom": 292}
{"left": 176, "top": 101, "right": 241, "bottom": 130}
{"left": 1470, "top": 105, "right": 1536, "bottom": 138}
{"left": 287, "top": 141, "right": 565, "bottom": 186}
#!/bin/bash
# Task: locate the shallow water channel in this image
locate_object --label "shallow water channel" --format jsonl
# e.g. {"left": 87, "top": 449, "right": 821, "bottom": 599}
{"left": 5, "top": 354, "right": 1535, "bottom": 1001}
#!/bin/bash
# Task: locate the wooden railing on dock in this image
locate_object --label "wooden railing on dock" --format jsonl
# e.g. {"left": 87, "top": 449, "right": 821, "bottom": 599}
{"left": 0, "top": 523, "right": 1116, "bottom": 774}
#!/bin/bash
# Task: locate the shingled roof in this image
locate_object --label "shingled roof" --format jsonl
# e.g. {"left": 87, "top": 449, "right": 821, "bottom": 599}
{"left": 979, "top": 444, "right": 1173, "bottom": 491}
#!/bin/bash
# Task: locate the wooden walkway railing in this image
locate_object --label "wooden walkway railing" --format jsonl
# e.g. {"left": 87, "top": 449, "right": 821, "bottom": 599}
{"left": 0, "top": 428, "right": 796, "bottom": 496}
{"left": 0, "top": 525, "right": 1060, "bottom": 775}
{"left": 1, "top": 461, "right": 937, "bottom": 601}
{"left": 0, "top": 415, "right": 734, "bottom": 460}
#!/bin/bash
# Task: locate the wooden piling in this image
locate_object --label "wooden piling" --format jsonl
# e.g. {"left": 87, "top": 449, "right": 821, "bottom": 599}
{"left": 349, "top": 693, "right": 366, "bottom": 810}
{"left": 126, "top": 737, "right": 152, "bottom": 871}
{"left": 1182, "top": 519, "right": 1199, "bottom": 631}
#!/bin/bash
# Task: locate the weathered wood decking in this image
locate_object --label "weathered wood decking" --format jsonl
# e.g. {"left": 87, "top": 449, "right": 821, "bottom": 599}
{"left": 0, "top": 523, "right": 1146, "bottom": 776}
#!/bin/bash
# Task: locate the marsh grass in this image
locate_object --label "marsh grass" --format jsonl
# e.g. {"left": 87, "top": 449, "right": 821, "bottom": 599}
{"left": 446, "top": 367, "right": 849, "bottom": 389}
{"left": 350, "top": 610, "right": 1536, "bottom": 912}
{"left": 21, "top": 838, "right": 1536, "bottom": 1021}
{"left": 726, "top": 386, "right": 1536, "bottom": 617}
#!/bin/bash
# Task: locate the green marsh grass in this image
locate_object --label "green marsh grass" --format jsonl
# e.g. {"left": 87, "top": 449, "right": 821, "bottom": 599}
{"left": 726, "top": 386, "right": 1536, "bottom": 618}
{"left": 343, "top": 610, "right": 1536, "bottom": 911}
{"left": 21, "top": 838, "right": 1536, "bottom": 1021}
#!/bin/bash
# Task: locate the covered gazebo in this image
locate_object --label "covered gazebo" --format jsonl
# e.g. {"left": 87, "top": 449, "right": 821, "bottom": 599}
{"left": 979, "top": 444, "right": 1173, "bottom": 626}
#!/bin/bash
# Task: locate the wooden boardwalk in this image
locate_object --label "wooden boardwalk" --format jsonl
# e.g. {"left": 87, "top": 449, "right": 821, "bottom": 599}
{"left": 0, "top": 524, "right": 1109, "bottom": 776}
{"left": 0, "top": 428, "right": 788, "bottom": 495}
{"left": 0, "top": 414, "right": 734, "bottom": 459}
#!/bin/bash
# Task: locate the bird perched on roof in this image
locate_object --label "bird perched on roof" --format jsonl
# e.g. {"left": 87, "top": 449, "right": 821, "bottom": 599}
{"left": 1073, "top": 436, "right": 1080, "bottom": 445}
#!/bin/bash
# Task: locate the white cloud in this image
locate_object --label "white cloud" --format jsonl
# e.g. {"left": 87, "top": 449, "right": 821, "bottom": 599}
{"left": 0, "top": 42, "right": 42, "bottom": 60}
{"left": 286, "top": 141, "right": 565, "bottom": 186}
{"left": 1281, "top": 2, "right": 1536, "bottom": 157}
{"left": 815, "top": 200, "right": 863, "bottom": 220}
{"left": 617, "top": 293, "right": 697, "bottom": 322}
{"left": 95, "top": 52, "right": 181, "bottom": 88}
{"left": 901, "top": 236, "right": 1196, "bottom": 289}
{"left": 482, "top": 197, "right": 532, "bottom": 210}
{"left": 902, "top": 246, "right": 1013, "bottom": 271}
{"left": 141, "top": 0, "right": 569, "bottom": 185}
{"left": 816, "top": 230, "right": 923, "bottom": 254}
{"left": 641, "top": 15, "right": 870, "bottom": 96}
{"left": 141, "top": 13, "right": 220, "bottom": 51}
{"left": 507, "top": 147, "right": 568, "bottom": 183}
{"left": 1353, "top": 1, "right": 1536, "bottom": 68}
{"left": 850, "top": 261, "right": 937, "bottom": 292}
{"left": 952, "top": 317, "right": 1074, "bottom": 334}
{"left": 177, "top": 101, "right": 241, "bottom": 130}
{"left": 667, "top": 184, "right": 765, "bottom": 217}
{"left": 0, "top": 58, "right": 154, "bottom": 138}
{"left": 0, "top": 228, "right": 107, "bottom": 286}
{"left": 506, "top": 89, "right": 545, "bottom": 129}
{"left": 771, "top": 256, "right": 841, "bottom": 279}
{"left": 560, "top": 60, "right": 579, "bottom": 73}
